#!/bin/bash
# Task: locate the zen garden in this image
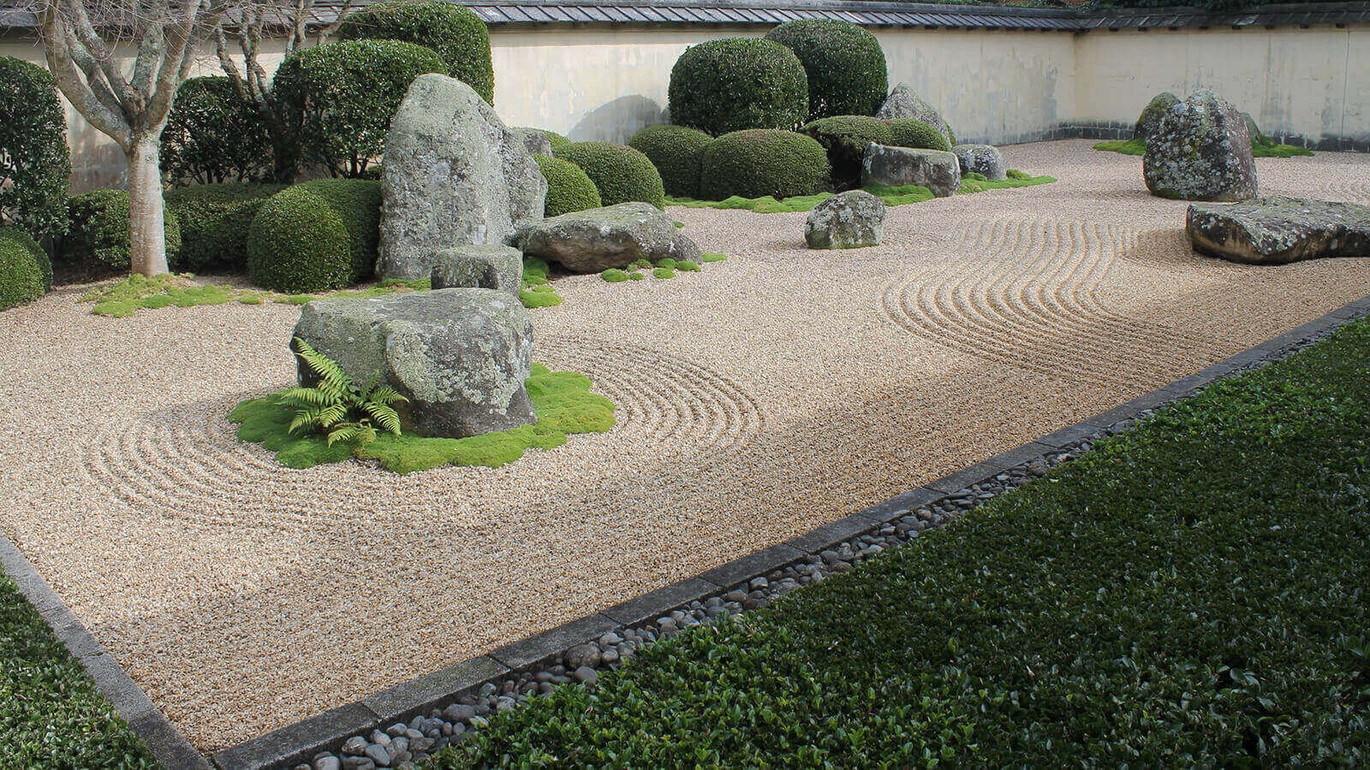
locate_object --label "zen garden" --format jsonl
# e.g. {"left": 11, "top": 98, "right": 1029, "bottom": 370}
{"left": 0, "top": 0, "right": 1368, "bottom": 765}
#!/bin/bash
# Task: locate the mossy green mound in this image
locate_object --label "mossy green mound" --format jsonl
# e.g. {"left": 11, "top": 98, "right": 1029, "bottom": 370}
{"left": 230, "top": 363, "right": 614, "bottom": 473}
{"left": 600, "top": 255, "right": 722, "bottom": 284}
{"left": 81, "top": 273, "right": 428, "bottom": 317}
{"left": 520, "top": 256, "right": 563, "bottom": 308}
{"left": 668, "top": 174, "right": 1054, "bottom": 214}
{"left": 1095, "top": 138, "right": 1313, "bottom": 158}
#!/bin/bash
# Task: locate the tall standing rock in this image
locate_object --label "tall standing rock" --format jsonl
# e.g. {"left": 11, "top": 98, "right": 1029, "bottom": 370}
{"left": 876, "top": 83, "right": 953, "bottom": 146}
{"left": 378, "top": 74, "right": 547, "bottom": 281}
{"left": 1133, "top": 91, "right": 1180, "bottom": 142}
{"left": 1143, "top": 90, "right": 1257, "bottom": 202}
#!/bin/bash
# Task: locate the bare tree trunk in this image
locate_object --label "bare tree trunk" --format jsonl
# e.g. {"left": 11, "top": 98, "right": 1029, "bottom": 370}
{"left": 126, "top": 136, "right": 168, "bottom": 277}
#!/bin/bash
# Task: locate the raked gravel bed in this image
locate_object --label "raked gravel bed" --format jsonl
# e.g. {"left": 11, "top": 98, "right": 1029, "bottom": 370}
{"left": 2, "top": 141, "right": 1370, "bottom": 753}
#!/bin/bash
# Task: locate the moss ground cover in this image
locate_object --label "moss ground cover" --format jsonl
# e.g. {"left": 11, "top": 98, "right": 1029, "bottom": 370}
{"left": 1094, "top": 138, "right": 1314, "bottom": 158}
{"left": 519, "top": 256, "right": 563, "bottom": 308}
{"left": 230, "top": 364, "right": 614, "bottom": 474}
{"left": 81, "top": 273, "right": 430, "bottom": 317}
{"left": 600, "top": 256, "right": 716, "bottom": 284}
{"left": 436, "top": 319, "right": 1370, "bottom": 766}
{"left": 668, "top": 174, "right": 1055, "bottom": 213}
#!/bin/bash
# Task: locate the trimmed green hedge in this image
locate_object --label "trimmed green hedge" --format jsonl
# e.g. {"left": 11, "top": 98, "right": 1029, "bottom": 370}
{"left": 165, "top": 183, "right": 287, "bottom": 272}
{"left": 246, "top": 179, "right": 381, "bottom": 293}
{"left": 63, "top": 190, "right": 182, "bottom": 270}
{"left": 801, "top": 115, "right": 893, "bottom": 190}
{"left": 0, "top": 226, "right": 48, "bottom": 309}
{"left": 764, "top": 20, "right": 888, "bottom": 121}
{"left": 161, "top": 76, "right": 273, "bottom": 185}
{"left": 699, "top": 129, "right": 830, "bottom": 200}
{"left": 337, "top": 0, "right": 494, "bottom": 104}
{"left": 536, "top": 156, "right": 602, "bottom": 217}
{"left": 628, "top": 125, "right": 714, "bottom": 198}
{"left": 886, "top": 118, "right": 951, "bottom": 151}
{"left": 553, "top": 142, "right": 664, "bottom": 208}
{"left": 668, "top": 38, "right": 808, "bottom": 136}
{"left": 0, "top": 56, "right": 70, "bottom": 241}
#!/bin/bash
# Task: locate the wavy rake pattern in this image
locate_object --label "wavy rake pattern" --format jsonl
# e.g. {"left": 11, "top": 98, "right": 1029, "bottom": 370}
{"left": 1315, "top": 179, "right": 1370, "bottom": 204}
{"left": 882, "top": 218, "right": 1236, "bottom": 387}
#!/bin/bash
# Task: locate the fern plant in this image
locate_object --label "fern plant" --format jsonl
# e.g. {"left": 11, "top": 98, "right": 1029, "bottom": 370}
{"left": 281, "top": 337, "right": 407, "bottom": 446}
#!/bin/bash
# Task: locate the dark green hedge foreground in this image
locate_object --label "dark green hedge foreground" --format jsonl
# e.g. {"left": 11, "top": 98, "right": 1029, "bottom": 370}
{"left": 436, "top": 320, "right": 1370, "bottom": 767}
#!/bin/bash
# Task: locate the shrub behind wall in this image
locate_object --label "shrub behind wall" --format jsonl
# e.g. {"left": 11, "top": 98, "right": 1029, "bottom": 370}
{"left": 0, "top": 56, "right": 71, "bottom": 241}
{"left": 338, "top": 0, "right": 495, "bottom": 104}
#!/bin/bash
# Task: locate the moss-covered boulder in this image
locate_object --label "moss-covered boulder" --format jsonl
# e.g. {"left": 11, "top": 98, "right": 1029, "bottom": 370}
{"left": 952, "top": 145, "right": 1006, "bottom": 181}
{"left": 1187, "top": 196, "right": 1370, "bottom": 265}
{"left": 1143, "top": 90, "right": 1257, "bottom": 202}
{"left": 518, "top": 202, "right": 701, "bottom": 273}
{"left": 876, "top": 84, "right": 953, "bottom": 147}
{"left": 1134, "top": 91, "right": 1180, "bottom": 142}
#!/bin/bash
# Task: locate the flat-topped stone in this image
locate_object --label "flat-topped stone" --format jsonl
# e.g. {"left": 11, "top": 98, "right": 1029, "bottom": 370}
{"left": 952, "top": 144, "right": 1006, "bottom": 181}
{"left": 861, "top": 144, "right": 960, "bottom": 198}
{"left": 517, "top": 202, "right": 701, "bottom": 273}
{"left": 1187, "top": 196, "right": 1370, "bottom": 265}
{"left": 430, "top": 244, "right": 523, "bottom": 296}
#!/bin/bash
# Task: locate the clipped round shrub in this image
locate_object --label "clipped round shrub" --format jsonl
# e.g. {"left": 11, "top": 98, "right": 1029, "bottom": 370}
{"left": 554, "top": 142, "right": 664, "bottom": 208}
{"left": 247, "top": 179, "right": 381, "bottom": 293}
{"left": 764, "top": 19, "right": 888, "bottom": 121}
{"left": 628, "top": 125, "right": 714, "bottom": 198}
{"left": 0, "top": 56, "right": 70, "bottom": 241}
{"left": 886, "top": 119, "right": 951, "bottom": 152}
{"left": 536, "top": 156, "right": 602, "bottom": 217}
{"left": 337, "top": 0, "right": 494, "bottom": 104}
{"left": 0, "top": 226, "right": 48, "bottom": 309}
{"left": 668, "top": 38, "right": 808, "bottom": 136}
{"left": 165, "top": 183, "right": 287, "bottom": 272}
{"left": 802, "top": 115, "right": 894, "bottom": 190}
{"left": 161, "top": 77, "right": 273, "bottom": 185}
{"left": 63, "top": 190, "right": 182, "bottom": 270}
{"left": 274, "top": 40, "right": 446, "bottom": 178}
{"left": 699, "top": 130, "right": 830, "bottom": 201}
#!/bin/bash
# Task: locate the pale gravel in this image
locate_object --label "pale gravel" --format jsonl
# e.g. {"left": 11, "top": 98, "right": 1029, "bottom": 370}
{"left": 1, "top": 140, "right": 1368, "bottom": 751}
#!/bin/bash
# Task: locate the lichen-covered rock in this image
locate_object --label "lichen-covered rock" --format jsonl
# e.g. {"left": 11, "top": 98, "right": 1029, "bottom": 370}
{"left": 509, "top": 127, "right": 553, "bottom": 157}
{"left": 430, "top": 244, "right": 523, "bottom": 296}
{"left": 1143, "top": 90, "right": 1257, "bottom": 202}
{"left": 517, "top": 202, "right": 701, "bottom": 273}
{"left": 378, "top": 75, "right": 547, "bottom": 281}
{"left": 952, "top": 144, "right": 1006, "bottom": 181}
{"left": 861, "top": 144, "right": 961, "bottom": 198}
{"left": 876, "top": 83, "right": 953, "bottom": 146}
{"left": 1239, "top": 111, "right": 1263, "bottom": 143}
{"left": 1187, "top": 195, "right": 1370, "bottom": 265}
{"left": 1134, "top": 91, "right": 1180, "bottom": 142}
{"left": 805, "top": 190, "right": 885, "bottom": 249}
{"left": 292, "top": 289, "right": 534, "bottom": 438}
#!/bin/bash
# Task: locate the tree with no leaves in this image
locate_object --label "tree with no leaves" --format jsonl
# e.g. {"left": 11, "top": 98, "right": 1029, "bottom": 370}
{"left": 31, "top": 0, "right": 229, "bottom": 276}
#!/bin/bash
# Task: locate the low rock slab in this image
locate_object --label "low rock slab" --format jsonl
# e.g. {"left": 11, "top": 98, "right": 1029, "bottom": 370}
{"left": 518, "top": 202, "right": 701, "bottom": 273}
{"left": 293, "top": 289, "right": 534, "bottom": 439}
{"left": 1187, "top": 195, "right": 1370, "bottom": 265}
{"left": 862, "top": 144, "right": 961, "bottom": 198}
{"left": 806, "top": 190, "right": 885, "bottom": 249}
{"left": 1143, "top": 89, "right": 1257, "bottom": 202}
{"left": 431, "top": 244, "right": 523, "bottom": 296}
{"left": 876, "top": 83, "right": 953, "bottom": 146}
{"left": 952, "top": 144, "right": 1006, "bottom": 181}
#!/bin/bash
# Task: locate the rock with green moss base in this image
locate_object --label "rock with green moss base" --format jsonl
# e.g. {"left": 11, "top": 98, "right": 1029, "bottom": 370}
{"left": 293, "top": 288, "right": 534, "bottom": 438}
{"left": 1143, "top": 90, "right": 1257, "bottom": 202}
{"left": 805, "top": 190, "right": 884, "bottom": 249}
{"left": 1187, "top": 195, "right": 1370, "bottom": 265}
{"left": 876, "top": 83, "right": 953, "bottom": 146}
{"left": 518, "top": 202, "right": 701, "bottom": 273}
{"left": 378, "top": 75, "right": 547, "bottom": 281}
{"left": 952, "top": 144, "right": 1006, "bottom": 181}
{"left": 431, "top": 244, "right": 522, "bottom": 296}
{"left": 861, "top": 144, "right": 960, "bottom": 198}
{"left": 1134, "top": 91, "right": 1180, "bottom": 142}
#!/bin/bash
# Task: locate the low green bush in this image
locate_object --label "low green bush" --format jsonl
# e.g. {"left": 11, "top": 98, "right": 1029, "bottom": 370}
{"left": 885, "top": 118, "right": 951, "bottom": 151}
{"left": 535, "top": 156, "right": 602, "bottom": 217}
{"left": 0, "top": 226, "right": 48, "bottom": 309}
{"left": 247, "top": 179, "right": 381, "bottom": 293}
{"left": 764, "top": 19, "right": 887, "bottom": 121}
{"left": 668, "top": 37, "right": 808, "bottom": 136}
{"left": 0, "top": 56, "right": 70, "bottom": 241}
{"left": 165, "top": 183, "right": 287, "bottom": 272}
{"left": 161, "top": 76, "right": 273, "bottom": 185}
{"left": 628, "top": 125, "right": 714, "bottom": 198}
{"left": 698, "top": 130, "right": 830, "bottom": 200}
{"left": 337, "top": 0, "right": 494, "bottom": 104}
{"left": 62, "top": 190, "right": 182, "bottom": 270}
{"left": 801, "top": 115, "right": 893, "bottom": 190}
{"left": 554, "top": 142, "right": 664, "bottom": 208}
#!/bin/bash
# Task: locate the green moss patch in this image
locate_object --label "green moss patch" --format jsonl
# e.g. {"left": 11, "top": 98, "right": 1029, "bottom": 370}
{"left": 82, "top": 273, "right": 430, "bottom": 317}
{"left": 667, "top": 175, "right": 1055, "bottom": 214}
{"left": 520, "top": 256, "right": 564, "bottom": 309}
{"left": 600, "top": 255, "right": 725, "bottom": 284}
{"left": 229, "top": 363, "right": 614, "bottom": 474}
{"left": 1094, "top": 138, "right": 1313, "bottom": 158}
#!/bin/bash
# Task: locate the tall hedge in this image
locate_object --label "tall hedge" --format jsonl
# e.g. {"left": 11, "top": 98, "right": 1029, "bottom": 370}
{"left": 801, "top": 115, "right": 894, "bottom": 190}
{"left": 247, "top": 179, "right": 381, "bottom": 293}
{"left": 338, "top": 0, "right": 495, "bottom": 104}
{"left": 0, "top": 57, "right": 70, "bottom": 241}
{"left": 274, "top": 40, "right": 446, "bottom": 178}
{"left": 63, "top": 190, "right": 182, "bottom": 270}
{"left": 554, "top": 142, "right": 665, "bottom": 208}
{"left": 668, "top": 38, "right": 808, "bottom": 136}
{"left": 165, "top": 183, "right": 287, "bottom": 272}
{"left": 628, "top": 125, "right": 714, "bottom": 198}
{"left": 536, "top": 156, "right": 602, "bottom": 217}
{"left": 161, "top": 77, "right": 274, "bottom": 185}
{"left": 765, "top": 20, "right": 888, "bottom": 121}
{"left": 699, "top": 130, "right": 830, "bottom": 201}
{"left": 0, "top": 226, "right": 49, "bottom": 309}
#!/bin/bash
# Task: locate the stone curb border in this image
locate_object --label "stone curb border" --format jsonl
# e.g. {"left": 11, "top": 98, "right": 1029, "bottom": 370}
{"left": 3, "top": 295, "right": 1366, "bottom": 769}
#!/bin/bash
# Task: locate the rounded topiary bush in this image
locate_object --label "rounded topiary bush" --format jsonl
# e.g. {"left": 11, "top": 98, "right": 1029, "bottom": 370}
{"left": 554, "top": 142, "right": 665, "bottom": 208}
{"left": 274, "top": 39, "right": 446, "bottom": 178}
{"left": 161, "top": 77, "right": 273, "bottom": 185}
{"left": 247, "top": 179, "right": 381, "bottom": 293}
{"left": 63, "top": 190, "right": 182, "bottom": 270}
{"left": 165, "top": 183, "right": 287, "bottom": 272}
{"left": 886, "top": 119, "right": 951, "bottom": 152}
{"left": 764, "top": 19, "right": 888, "bottom": 121}
{"left": 802, "top": 115, "right": 894, "bottom": 189}
{"left": 0, "top": 56, "right": 71, "bottom": 241}
{"left": 536, "top": 156, "right": 602, "bottom": 217}
{"left": 668, "top": 38, "right": 808, "bottom": 136}
{"left": 699, "top": 129, "right": 830, "bottom": 201}
{"left": 0, "top": 226, "right": 49, "bottom": 309}
{"left": 628, "top": 124, "right": 714, "bottom": 199}
{"left": 337, "top": 0, "right": 494, "bottom": 104}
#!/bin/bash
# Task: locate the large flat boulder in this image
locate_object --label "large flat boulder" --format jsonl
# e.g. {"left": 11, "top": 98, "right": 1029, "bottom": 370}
{"left": 1187, "top": 196, "right": 1370, "bottom": 265}
{"left": 430, "top": 244, "right": 523, "bottom": 297}
{"left": 952, "top": 144, "right": 1006, "bottom": 181}
{"left": 518, "top": 202, "right": 701, "bottom": 273}
{"left": 876, "top": 83, "right": 953, "bottom": 146}
{"left": 1143, "top": 89, "right": 1257, "bottom": 202}
{"left": 378, "top": 75, "right": 547, "bottom": 282}
{"left": 806, "top": 190, "right": 885, "bottom": 249}
{"left": 293, "top": 289, "right": 534, "bottom": 439}
{"left": 861, "top": 144, "right": 961, "bottom": 198}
